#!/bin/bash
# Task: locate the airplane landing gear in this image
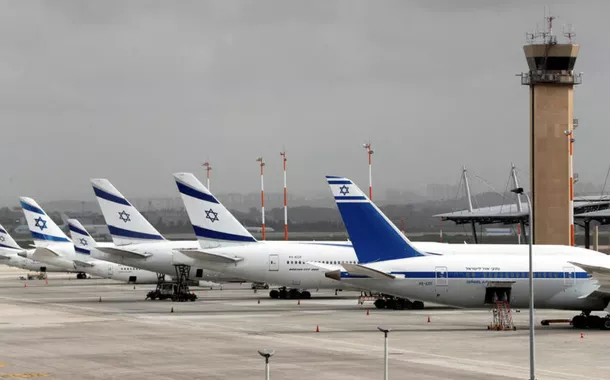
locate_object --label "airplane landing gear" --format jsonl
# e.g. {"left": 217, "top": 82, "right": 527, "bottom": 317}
{"left": 268, "top": 287, "right": 311, "bottom": 299}
{"left": 371, "top": 294, "right": 424, "bottom": 310}
{"left": 76, "top": 272, "right": 87, "bottom": 279}
{"left": 571, "top": 311, "right": 610, "bottom": 330}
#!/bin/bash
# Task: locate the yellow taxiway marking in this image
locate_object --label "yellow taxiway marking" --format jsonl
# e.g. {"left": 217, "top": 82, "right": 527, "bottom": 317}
{"left": 0, "top": 374, "right": 49, "bottom": 378}
{"left": 0, "top": 364, "right": 6, "bottom": 368}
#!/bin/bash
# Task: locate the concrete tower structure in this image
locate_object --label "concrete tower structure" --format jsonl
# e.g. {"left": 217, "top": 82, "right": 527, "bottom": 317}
{"left": 519, "top": 16, "right": 582, "bottom": 245}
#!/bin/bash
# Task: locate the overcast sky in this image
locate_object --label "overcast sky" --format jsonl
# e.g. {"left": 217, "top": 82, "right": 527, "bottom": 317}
{"left": 1, "top": 0, "right": 608, "bottom": 207}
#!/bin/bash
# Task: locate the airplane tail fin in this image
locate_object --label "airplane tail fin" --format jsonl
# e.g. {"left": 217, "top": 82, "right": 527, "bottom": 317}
{"left": 326, "top": 176, "right": 425, "bottom": 262}
{"left": 173, "top": 172, "right": 257, "bottom": 248}
{"left": 0, "top": 224, "right": 22, "bottom": 250}
{"left": 19, "top": 197, "right": 71, "bottom": 247}
{"left": 90, "top": 179, "right": 165, "bottom": 246}
{"left": 68, "top": 219, "right": 96, "bottom": 255}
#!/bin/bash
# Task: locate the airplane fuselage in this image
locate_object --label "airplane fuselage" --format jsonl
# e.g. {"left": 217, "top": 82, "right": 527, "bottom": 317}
{"left": 90, "top": 240, "right": 244, "bottom": 283}
{"left": 337, "top": 254, "right": 609, "bottom": 311}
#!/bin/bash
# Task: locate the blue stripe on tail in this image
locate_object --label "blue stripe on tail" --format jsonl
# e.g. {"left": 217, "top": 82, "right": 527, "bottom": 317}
{"left": 69, "top": 223, "right": 90, "bottom": 236}
{"left": 29, "top": 231, "right": 70, "bottom": 242}
{"left": 20, "top": 201, "right": 45, "bottom": 215}
{"left": 192, "top": 225, "right": 256, "bottom": 242}
{"left": 93, "top": 186, "right": 131, "bottom": 206}
{"left": 107, "top": 225, "right": 164, "bottom": 241}
{"left": 176, "top": 181, "right": 219, "bottom": 204}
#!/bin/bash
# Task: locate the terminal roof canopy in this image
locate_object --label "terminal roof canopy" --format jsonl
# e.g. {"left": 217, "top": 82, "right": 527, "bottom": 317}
{"left": 435, "top": 196, "right": 610, "bottom": 225}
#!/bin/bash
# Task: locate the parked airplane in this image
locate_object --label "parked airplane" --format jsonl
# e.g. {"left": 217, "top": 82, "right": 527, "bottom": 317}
{"left": 19, "top": 197, "right": 159, "bottom": 283}
{"left": 89, "top": 178, "right": 242, "bottom": 286}
{"left": 320, "top": 176, "right": 610, "bottom": 329}
{"left": 0, "top": 224, "right": 67, "bottom": 273}
{"left": 67, "top": 219, "right": 162, "bottom": 283}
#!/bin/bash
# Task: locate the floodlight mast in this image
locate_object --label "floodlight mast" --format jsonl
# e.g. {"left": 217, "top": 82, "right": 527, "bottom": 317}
{"left": 256, "top": 157, "right": 266, "bottom": 240}
{"left": 362, "top": 142, "right": 374, "bottom": 200}
{"left": 202, "top": 161, "right": 212, "bottom": 190}
{"left": 280, "top": 150, "right": 288, "bottom": 240}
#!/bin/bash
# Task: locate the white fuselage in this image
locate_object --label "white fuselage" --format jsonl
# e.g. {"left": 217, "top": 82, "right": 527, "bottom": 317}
{"left": 336, "top": 252, "right": 609, "bottom": 311}
{"left": 182, "top": 241, "right": 594, "bottom": 290}
{"left": 25, "top": 243, "right": 159, "bottom": 284}
{"left": 89, "top": 240, "right": 244, "bottom": 283}
{"left": 0, "top": 249, "right": 67, "bottom": 272}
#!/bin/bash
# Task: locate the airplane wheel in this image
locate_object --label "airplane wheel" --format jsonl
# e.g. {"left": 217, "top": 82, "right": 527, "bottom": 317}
{"left": 412, "top": 301, "right": 424, "bottom": 310}
{"left": 301, "top": 291, "right": 311, "bottom": 299}
{"left": 288, "top": 289, "right": 300, "bottom": 299}
{"left": 374, "top": 299, "right": 386, "bottom": 309}
{"left": 385, "top": 299, "right": 396, "bottom": 310}
{"left": 602, "top": 319, "right": 610, "bottom": 330}
{"left": 269, "top": 290, "right": 279, "bottom": 299}
{"left": 572, "top": 315, "right": 586, "bottom": 329}
{"left": 587, "top": 315, "right": 602, "bottom": 329}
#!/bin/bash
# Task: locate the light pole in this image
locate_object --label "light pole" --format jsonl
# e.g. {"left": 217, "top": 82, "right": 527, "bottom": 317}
{"left": 280, "top": 150, "right": 288, "bottom": 240}
{"left": 256, "top": 157, "right": 266, "bottom": 240}
{"left": 258, "top": 349, "right": 275, "bottom": 380}
{"left": 511, "top": 187, "right": 535, "bottom": 380}
{"left": 362, "top": 142, "right": 374, "bottom": 200}
{"left": 377, "top": 327, "right": 390, "bottom": 380}
{"left": 202, "top": 162, "right": 212, "bottom": 190}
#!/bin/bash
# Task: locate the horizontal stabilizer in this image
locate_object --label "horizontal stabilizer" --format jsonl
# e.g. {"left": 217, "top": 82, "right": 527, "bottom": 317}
{"left": 32, "top": 247, "right": 61, "bottom": 258}
{"left": 73, "top": 260, "right": 95, "bottom": 268}
{"left": 96, "top": 246, "right": 151, "bottom": 259}
{"left": 342, "top": 263, "right": 396, "bottom": 280}
{"left": 178, "top": 249, "right": 243, "bottom": 263}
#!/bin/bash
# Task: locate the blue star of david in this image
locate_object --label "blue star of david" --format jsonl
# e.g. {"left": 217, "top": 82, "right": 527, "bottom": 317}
{"left": 79, "top": 238, "right": 88, "bottom": 246}
{"left": 118, "top": 210, "right": 131, "bottom": 223}
{"left": 0, "top": 236, "right": 5, "bottom": 242}
{"left": 339, "top": 185, "right": 350, "bottom": 196}
{"left": 205, "top": 208, "right": 219, "bottom": 223}
{"left": 34, "top": 216, "right": 47, "bottom": 231}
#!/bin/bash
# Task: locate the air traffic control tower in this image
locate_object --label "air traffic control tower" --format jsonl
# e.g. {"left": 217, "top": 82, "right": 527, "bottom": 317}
{"left": 519, "top": 16, "right": 582, "bottom": 245}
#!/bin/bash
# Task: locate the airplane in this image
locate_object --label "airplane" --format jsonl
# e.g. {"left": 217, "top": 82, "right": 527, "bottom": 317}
{"left": 67, "top": 219, "right": 162, "bottom": 284}
{"left": 318, "top": 176, "right": 610, "bottom": 329}
{"left": 19, "top": 197, "right": 159, "bottom": 283}
{"left": 0, "top": 224, "right": 67, "bottom": 273}
{"left": 173, "top": 172, "right": 369, "bottom": 299}
{"left": 88, "top": 179, "right": 243, "bottom": 287}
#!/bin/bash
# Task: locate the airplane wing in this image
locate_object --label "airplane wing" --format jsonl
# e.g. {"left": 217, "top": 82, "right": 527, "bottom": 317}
{"left": 73, "top": 260, "right": 95, "bottom": 268}
{"left": 569, "top": 261, "right": 610, "bottom": 295}
{"left": 96, "top": 247, "right": 152, "bottom": 259}
{"left": 342, "top": 263, "right": 396, "bottom": 280}
{"left": 178, "top": 249, "right": 243, "bottom": 264}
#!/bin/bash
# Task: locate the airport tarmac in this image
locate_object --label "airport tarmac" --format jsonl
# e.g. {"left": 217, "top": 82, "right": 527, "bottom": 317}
{"left": 0, "top": 265, "right": 606, "bottom": 380}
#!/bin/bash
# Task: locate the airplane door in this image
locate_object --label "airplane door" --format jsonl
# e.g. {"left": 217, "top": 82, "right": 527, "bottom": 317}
{"left": 269, "top": 254, "right": 279, "bottom": 271}
{"left": 435, "top": 266, "right": 448, "bottom": 286}
{"left": 108, "top": 264, "right": 114, "bottom": 277}
{"left": 563, "top": 267, "right": 575, "bottom": 286}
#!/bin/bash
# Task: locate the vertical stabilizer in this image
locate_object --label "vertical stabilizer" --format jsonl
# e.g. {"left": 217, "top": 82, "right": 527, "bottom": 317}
{"left": 91, "top": 179, "right": 165, "bottom": 246}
